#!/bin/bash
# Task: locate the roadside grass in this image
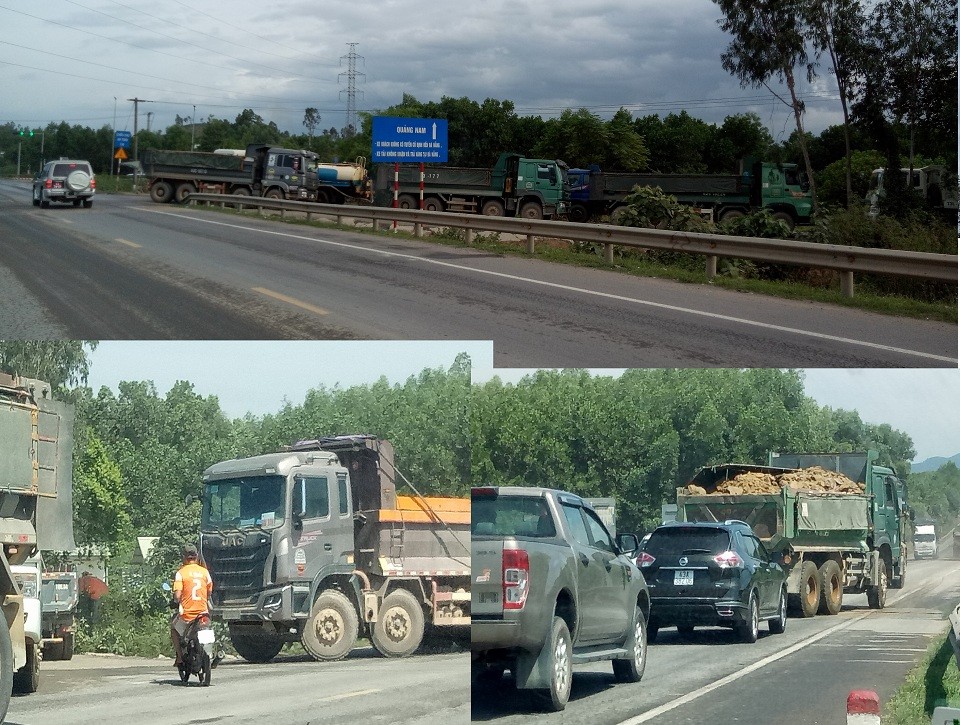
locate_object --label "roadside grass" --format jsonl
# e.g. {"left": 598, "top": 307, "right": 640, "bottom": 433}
{"left": 186, "top": 203, "right": 957, "bottom": 324}
{"left": 884, "top": 631, "right": 960, "bottom": 724}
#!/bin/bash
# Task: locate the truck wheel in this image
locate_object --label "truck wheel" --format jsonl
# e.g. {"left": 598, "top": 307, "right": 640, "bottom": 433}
{"left": 867, "top": 565, "right": 887, "bottom": 610}
{"left": 481, "top": 200, "right": 505, "bottom": 216}
{"left": 264, "top": 188, "right": 283, "bottom": 200}
{"left": 612, "top": 607, "right": 647, "bottom": 683}
{"left": 769, "top": 587, "right": 788, "bottom": 634}
{"left": 424, "top": 197, "right": 444, "bottom": 213}
{"left": 397, "top": 194, "right": 417, "bottom": 210}
{"left": 13, "top": 641, "right": 39, "bottom": 694}
{"left": 891, "top": 555, "right": 906, "bottom": 589}
{"left": 302, "top": 590, "right": 359, "bottom": 661}
{"left": 817, "top": 560, "right": 843, "bottom": 615}
{"left": 569, "top": 203, "right": 590, "bottom": 223}
{"left": 228, "top": 628, "right": 283, "bottom": 664}
{"left": 174, "top": 182, "right": 196, "bottom": 203}
{"left": 771, "top": 211, "right": 795, "bottom": 229}
{"left": 61, "top": 632, "right": 74, "bottom": 661}
{"left": 519, "top": 202, "right": 543, "bottom": 220}
{"left": 535, "top": 616, "right": 572, "bottom": 712}
{"left": 371, "top": 589, "right": 424, "bottom": 658}
{"left": 797, "top": 560, "right": 820, "bottom": 618}
{"left": 719, "top": 208, "right": 744, "bottom": 223}
{"left": 735, "top": 591, "right": 760, "bottom": 643}
{"left": 0, "top": 616, "right": 12, "bottom": 720}
{"left": 149, "top": 181, "right": 173, "bottom": 203}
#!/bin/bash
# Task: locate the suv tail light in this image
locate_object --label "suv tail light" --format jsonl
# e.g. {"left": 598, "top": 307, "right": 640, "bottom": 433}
{"left": 90, "top": 178, "right": 96, "bottom": 189}
{"left": 636, "top": 551, "right": 656, "bottom": 568}
{"left": 502, "top": 548, "right": 529, "bottom": 610}
{"left": 44, "top": 179, "right": 53, "bottom": 189}
{"left": 713, "top": 551, "right": 744, "bottom": 568}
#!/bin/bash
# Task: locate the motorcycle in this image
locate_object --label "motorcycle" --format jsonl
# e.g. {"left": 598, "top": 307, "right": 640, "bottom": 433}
{"left": 163, "top": 582, "right": 223, "bottom": 686}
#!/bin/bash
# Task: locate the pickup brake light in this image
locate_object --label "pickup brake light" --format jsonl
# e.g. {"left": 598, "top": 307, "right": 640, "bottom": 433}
{"left": 502, "top": 548, "right": 529, "bottom": 610}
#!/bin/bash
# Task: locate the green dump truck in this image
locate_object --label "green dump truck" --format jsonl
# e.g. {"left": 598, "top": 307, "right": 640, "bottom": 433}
{"left": 677, "top": 451, "right": 909, "bottom": 618}
{"left": 373, "top": 152, "right": 569, "bottom": 219}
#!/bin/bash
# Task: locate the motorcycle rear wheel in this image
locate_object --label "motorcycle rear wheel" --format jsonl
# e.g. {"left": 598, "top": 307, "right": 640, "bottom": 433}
{"left": 201, "top": 652, "right": 211, "bottom": 686}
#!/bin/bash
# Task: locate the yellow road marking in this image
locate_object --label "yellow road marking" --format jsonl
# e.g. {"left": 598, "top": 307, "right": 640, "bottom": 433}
{"left": 253, "top": 287, "right": 329, "bottom": 316}
{"left": 115, "top": 238, "right": 142, "bottom": 248}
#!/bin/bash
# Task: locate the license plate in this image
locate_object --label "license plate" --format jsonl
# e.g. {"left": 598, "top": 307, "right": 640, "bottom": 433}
{"left": 479, "top": 591, "right": 500, "bottom": 604}
{"left": 197, "top": 629, "right": 215, "bottom": 645}
{"left": 674, "top": 570, "right": 694, "bottom": 586}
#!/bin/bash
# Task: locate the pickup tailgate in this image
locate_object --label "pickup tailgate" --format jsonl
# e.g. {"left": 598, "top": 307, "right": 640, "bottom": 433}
{"left": 472, "top": 538, "right": 505, "bottom": 616}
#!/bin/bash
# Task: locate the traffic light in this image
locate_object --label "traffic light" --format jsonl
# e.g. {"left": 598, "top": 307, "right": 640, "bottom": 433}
{"left": 17, "top": 129, "right": 34, "bottom": 137}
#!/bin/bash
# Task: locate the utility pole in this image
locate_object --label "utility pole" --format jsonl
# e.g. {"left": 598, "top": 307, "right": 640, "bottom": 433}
{"left": 146, "top": 111, "right": 154, "bottom": 132}
{"left": 128, "top": 97, "right": 151, "bottom": 191}
{"left": 338, "top": 43, "right": 365, "bottom": 137}
{"left": 191, "top": 104, "right": 196, "bottom": 150}
{"left": 112, "top": 97, "right": 117, "bottom": 176}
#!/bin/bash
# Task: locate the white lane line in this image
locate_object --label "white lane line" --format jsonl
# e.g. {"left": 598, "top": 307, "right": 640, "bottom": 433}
{"left": 137, "top": 208, "right": 958, "bottom": 363}
{"left": 619, "top": 613, "right": 872, "bottom": 724}
{"left": 115, "top": 238, "right": 142, "bottom": 249}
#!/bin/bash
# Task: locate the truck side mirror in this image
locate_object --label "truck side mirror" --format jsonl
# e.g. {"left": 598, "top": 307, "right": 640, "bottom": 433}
{"left": 293, "top": 512, "right": 303, "bottom": 532}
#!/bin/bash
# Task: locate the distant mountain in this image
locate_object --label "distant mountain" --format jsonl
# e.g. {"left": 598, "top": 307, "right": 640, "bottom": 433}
{"left": 911, "top": 453, "right": 960, "bottom": 474}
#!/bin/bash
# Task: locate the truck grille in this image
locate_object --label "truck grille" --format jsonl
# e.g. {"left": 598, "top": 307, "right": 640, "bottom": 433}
{"left": 203, "top": 535, "right": 271, "bottom": 606}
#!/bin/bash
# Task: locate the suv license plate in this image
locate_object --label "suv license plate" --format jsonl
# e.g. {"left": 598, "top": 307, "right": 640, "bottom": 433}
{"left": 674, "top": 570, "right": 694, "bottom": 586}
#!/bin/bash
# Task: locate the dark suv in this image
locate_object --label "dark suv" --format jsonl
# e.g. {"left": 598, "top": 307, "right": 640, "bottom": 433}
{"left": 637, "top": 520, "right": 787, "bottom": 643}
{"left": 32, "top": 160, "right": 95, "bottom": 208}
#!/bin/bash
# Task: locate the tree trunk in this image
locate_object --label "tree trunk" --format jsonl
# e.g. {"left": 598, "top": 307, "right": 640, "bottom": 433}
{"left": 784, "top": 67, "right": 818, "bottom": 212}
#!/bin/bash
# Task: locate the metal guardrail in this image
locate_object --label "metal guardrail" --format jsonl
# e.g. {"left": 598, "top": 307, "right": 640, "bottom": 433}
{"left": 183, "top": 193, "right": 958, "bottom": 298}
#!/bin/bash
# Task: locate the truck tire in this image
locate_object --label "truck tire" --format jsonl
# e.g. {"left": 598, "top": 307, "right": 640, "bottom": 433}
{"left": 891, "top": 555, "right": 906, "bottom": 589}
{"left": 612, "top": 607, "right": 647, "bottom": 683}
{"left": 569, "top": 203, "right": 591, "bottom": 223}
{"left": 535, "top": 616, "right": 572, "bottom": 712}
{"left": 719, "top": 208, "right": 745, "bottom": 223}
{"left": 424, "top": 197, "right": 444, "bottom": 213}
{"left": 817, "top": 560, "right": 843, "bottom": 615}
{"left": 174, "top": 182, "right": 196, "bottom": 203}
{"left": 371, "top": 588, "right": 424, "bottom": 658}
{"left": 228, "top": 627, "right": 283, "bottom": 664}
{"left": 797, "top": 560, "right": 820, "bottom": 618}
{"left": 481, "top": 200, "right": 505, "bottom": 216}
{"left": 769, "top": 586, "right": 787, "bottom": 634}
{"left": 867, "top": 565, "right": 887, "bottom": 610}
{"left": 519, "top": 202, "right": 544, "bottom": 220}
{"left": 61, "top": 631, "right": 74, "bottom": 661}
{"left": 397, "top": 194, "right": 417, "bottom": 210}
{"left": 13, "top": 641, "right": 39, "bottom": 694}
{"left": 302, "top": 590, "right": 359, "bottom": 661}
{"left": 771, "top": 211, "right": 795, "bottom": 229}
{"left": 0, "top": 616, "right": 12, "bottom": 721}
{"left": 735, "top": 591, "right": 760, "bottom": 643}
{"left": 149, "top": 181, "right": 173, "bottom": 203}
{"left": 264, "top": 188, "right": 283, "bottom": 200}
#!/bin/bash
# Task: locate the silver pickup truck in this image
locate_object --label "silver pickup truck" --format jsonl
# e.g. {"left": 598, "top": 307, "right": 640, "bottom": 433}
{"left": 471, "top": 486, "right": 650, "bottom": 711}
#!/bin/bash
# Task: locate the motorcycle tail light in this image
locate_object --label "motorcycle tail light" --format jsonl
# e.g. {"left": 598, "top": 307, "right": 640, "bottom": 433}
{"left": 198, "top": 613, "right": 210, "bottom": 626}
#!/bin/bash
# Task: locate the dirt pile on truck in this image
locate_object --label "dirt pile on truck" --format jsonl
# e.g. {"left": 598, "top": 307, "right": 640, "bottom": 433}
{"left": 683, "top": 466, "right": 863, "bottom": 495}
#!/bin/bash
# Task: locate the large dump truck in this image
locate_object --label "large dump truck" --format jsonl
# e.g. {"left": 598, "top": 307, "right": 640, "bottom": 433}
{"left": 200, "top": 434, "right": 470, "bottom": 663}
{"left": 0, "top": 374, "right": 75, "bottom": 719}
{"left": 142, "top": 145, "right": 368, "bottom": 205}
{"left": 373, "top": 152, "right": 569, "bottom": 219}
{"left": 39, "top": 569, "right": 78, "bottom": 661}
{"left": 677, "top": 451, "right": 908, "bottom": 618}
{"left": 566, "top": 160, "right": 813, "bottom": 227}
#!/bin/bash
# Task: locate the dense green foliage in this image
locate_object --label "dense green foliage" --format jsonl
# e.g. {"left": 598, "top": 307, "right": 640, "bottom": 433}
{"left": 907, "top": 462, "right": 960, "bottom": 528}
{"left": 884, "top": 633, "right": 960, "bottom": 724}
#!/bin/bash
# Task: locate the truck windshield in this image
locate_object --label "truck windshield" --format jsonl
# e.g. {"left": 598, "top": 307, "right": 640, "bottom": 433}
{"left": 914, "top": 534, "right": 936, "bottom": 543}
{"left": 202, "top": 475, "right": 286, "bottom": 531}
{"left": 472, "top": 496, "right": 556, "bottom": 538}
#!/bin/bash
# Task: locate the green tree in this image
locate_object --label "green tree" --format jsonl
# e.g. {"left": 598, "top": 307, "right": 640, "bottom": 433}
{"left": 0, "top": 340, "right": 97, "bottom": 392}
{"left": 73, "top": 434, "right": 133, "bottom": 551}
{"left": 714, "top": 0, "right": 819, "bottom": 207}
{"left": 303, "top": 108, "right": 321, "bottom": 146}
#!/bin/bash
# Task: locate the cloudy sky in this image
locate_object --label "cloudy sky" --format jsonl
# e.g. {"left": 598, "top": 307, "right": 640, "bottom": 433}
{"left": 86, "top": 342, "right": 960, "bottom": 464}
{"left": 2, "top": 0, "right": 846, "bottom": 141}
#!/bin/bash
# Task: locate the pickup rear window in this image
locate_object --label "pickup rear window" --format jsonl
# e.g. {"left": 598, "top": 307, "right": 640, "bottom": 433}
{"left": 472, "top": 496, "right": 557, "bottom": 538}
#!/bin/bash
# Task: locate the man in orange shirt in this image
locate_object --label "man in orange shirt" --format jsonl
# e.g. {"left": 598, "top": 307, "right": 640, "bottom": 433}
{"left": 170, "top": 544, "right": 213, "bottom": 666}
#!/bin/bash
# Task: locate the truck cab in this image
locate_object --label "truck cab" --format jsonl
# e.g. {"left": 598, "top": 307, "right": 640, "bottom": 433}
{"left": 913, "top": 523, "right": 938, "bottom": 559}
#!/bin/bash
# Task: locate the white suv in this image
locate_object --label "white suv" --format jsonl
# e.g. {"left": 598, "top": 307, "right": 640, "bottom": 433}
{"left": 32, "top": 159, "right": 96, "bottom": 208}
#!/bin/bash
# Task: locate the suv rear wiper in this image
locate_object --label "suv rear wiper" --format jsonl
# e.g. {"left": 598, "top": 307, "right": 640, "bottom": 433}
{"left": 681, "top": 548, "right": 713, "bottom": 554}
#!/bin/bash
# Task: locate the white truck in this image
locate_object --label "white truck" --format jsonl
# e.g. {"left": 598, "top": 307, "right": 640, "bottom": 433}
{"left": 867, "top": 165, "right": 958, "bottom": 219}
{"left": 913, "top": 523, "right": 938, "bottom": 559}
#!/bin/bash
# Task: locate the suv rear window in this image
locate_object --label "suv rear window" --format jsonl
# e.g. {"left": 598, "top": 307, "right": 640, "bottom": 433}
{"left": 472, "top": 496, "right": 557, "bottom": 538}
{"left": 645, "top": 527, "right": 730, "bottom": 556}
{"left": 53, "top": 163, "right": 91, "bottom": 176}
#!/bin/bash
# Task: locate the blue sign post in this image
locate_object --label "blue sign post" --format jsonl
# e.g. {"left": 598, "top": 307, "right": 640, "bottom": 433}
{"left": 372, "top": 117, "right": 448, "bottom": 163}
{"left": 114, "top": 130, "right": 132, "bottom": 150}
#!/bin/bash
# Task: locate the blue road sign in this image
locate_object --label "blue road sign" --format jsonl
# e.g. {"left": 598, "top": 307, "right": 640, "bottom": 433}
{"left": 372, "top": 117, "right": 448, "bottom": 163}
{"left": 114, "top": 131, "right": 132, "bottom": 150}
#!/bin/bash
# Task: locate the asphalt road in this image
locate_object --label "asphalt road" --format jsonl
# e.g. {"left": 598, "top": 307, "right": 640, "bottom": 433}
{"left": 0, "top": 183, "right": 954, "bottom": 366}
{"left": 471, "top": 557, "right": 959, "bottom": 724}
{"left": 6, "top": 646, "right": 469, "bottom": 725}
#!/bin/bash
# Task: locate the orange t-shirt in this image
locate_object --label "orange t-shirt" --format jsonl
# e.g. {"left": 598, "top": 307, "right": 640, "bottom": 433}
{"left": 173, "top": 563, "right": 213, "bottom": 621}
